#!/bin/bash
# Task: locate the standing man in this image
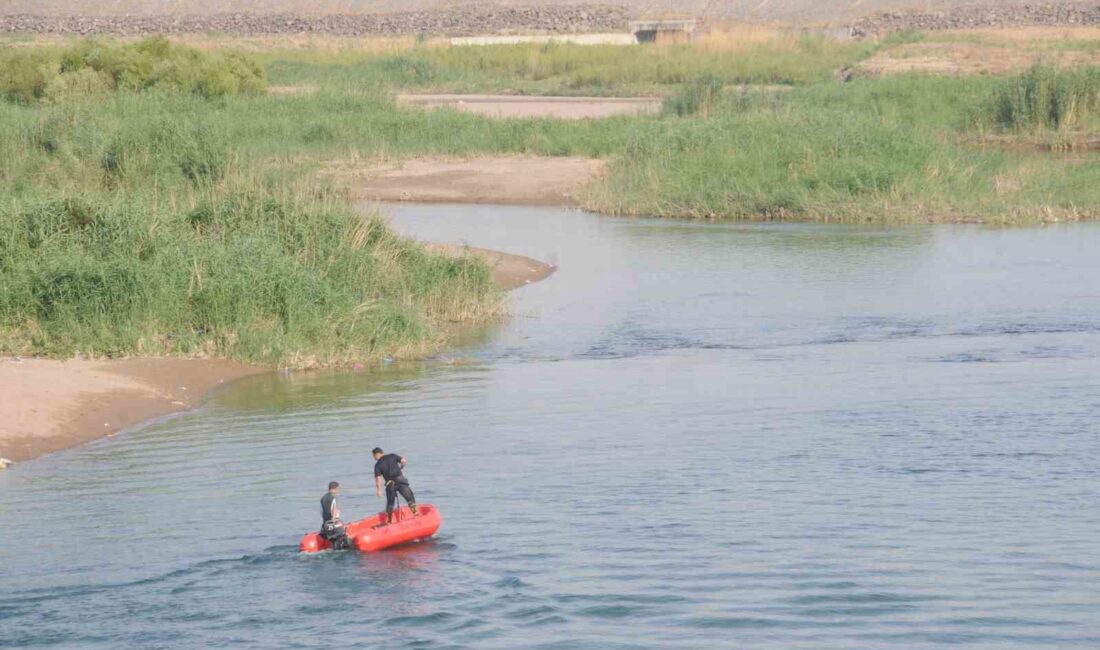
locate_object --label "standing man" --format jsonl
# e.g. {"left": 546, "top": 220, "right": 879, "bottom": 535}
{"left": 373, "top": 447, "right": 419, "bottom": 523}
{"left": 320, "top": 481, "right": 350, "bottom": 549}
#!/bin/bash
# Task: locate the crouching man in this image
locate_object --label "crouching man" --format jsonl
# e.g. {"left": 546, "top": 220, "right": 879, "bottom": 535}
{"left": 320, "top": 481, "right": 351, "bottom": 550}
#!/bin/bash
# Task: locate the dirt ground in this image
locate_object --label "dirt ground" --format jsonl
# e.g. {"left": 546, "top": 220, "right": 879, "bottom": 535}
{"left": 859, "top": 39, "right": 1100, "bottom": 76}
{"left": 943, "top": 25, "right": 1100, "bottom": 43}
{"left": 334, "top": 155, "right": 606, "bottom": 206}
{"left": 0, "top": 358, "right": 263, "bottom": 463}
{"left": 397, "top": 94, "right": 662, "bottom": 119}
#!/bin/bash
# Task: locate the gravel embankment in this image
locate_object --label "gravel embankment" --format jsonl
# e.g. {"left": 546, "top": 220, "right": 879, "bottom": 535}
{"left": 851, "top": 3, "right": 1100, "bottom": 36}
{"left": 1, "top": 3, "right": 1096, "bottom": 38}
{"left": 0, "top": 6, "right": 630, "bottom": 36}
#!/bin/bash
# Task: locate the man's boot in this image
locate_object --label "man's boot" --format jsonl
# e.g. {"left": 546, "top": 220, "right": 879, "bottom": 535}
{"left": 410, "top": 503, "right": 420, "bottom": 517}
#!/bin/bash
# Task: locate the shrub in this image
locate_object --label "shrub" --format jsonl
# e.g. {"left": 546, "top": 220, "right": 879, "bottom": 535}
{"left": 988, "top": 63, "right": 1100, "bottom": 132}
{"left": 0, "top": 38, "right": 267, "bottom": 104}
{"left": 44, "top": 68, "right": 114, "bottom": 102}
{"left": 0, "top": 50, "right": 60, "bottom": 102}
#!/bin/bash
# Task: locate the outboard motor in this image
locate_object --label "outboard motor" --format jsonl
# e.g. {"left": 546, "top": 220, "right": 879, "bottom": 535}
{"left": 321, "top": 519, "right": 351, "bottom": 550}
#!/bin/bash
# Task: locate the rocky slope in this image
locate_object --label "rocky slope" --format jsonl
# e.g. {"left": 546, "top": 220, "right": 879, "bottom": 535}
{"left": 0, "top": 6, "right": 630, "bottom": 36}
{"left": 852, "top": 3, "right": 1100, "bottom": 36}
{"left": 0, "top": 2, "right": 1097, "bottom": 35}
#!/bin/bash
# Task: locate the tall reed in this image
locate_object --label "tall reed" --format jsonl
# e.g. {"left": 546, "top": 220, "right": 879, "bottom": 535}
{"left": 987, "top": 63, "right": 1100, "bottom": 132}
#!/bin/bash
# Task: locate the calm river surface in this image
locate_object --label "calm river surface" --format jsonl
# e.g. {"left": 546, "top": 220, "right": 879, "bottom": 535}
{"left": 2, "top": 204, "right": 1100, "bottom": 649}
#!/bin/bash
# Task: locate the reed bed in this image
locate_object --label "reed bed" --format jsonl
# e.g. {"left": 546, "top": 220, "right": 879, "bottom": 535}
{"left": 985, "top": 63, "right": 1100, "bottom": 132}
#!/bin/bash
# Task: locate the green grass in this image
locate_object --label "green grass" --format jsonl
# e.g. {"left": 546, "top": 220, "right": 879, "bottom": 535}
{"left": 591, "top": 74, "right": 1098, "bottom": 221}
{"left": 662, "top": 75, "right": 726, "bottom": 117}
{"left": 135, "top": 71, "right": 1100, "bottom": 223}
{"left": 260, "top": 36, "right": 876, "bottom": 96}
{"left": 0, "top": 90, "right": 502, "bottom": 365}
{"left": 3, "top": 37, "right": 1099, "bottom": 363}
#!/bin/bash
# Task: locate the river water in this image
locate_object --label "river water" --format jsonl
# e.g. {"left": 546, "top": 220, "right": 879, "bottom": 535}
{"left": 2, "top": 204, "right": 1099, "bottom": 649}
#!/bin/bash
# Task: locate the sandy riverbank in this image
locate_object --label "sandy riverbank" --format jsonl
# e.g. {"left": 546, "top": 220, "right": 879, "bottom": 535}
{"left": 0, "top": 240, "right": 555, "bottom": 465}
{"left": 342, "top": 155, "right": 606, "bottom": 206}
{"left": 0, "top": 358, "right": 264, "bottom": 463}
{"left": 396, "top": 94, "right": 661, "bottom": 119}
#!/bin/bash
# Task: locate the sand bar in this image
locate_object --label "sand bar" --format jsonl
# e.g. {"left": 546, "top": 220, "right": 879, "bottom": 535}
{"left": 0, "top": 358, "right": 264, "bottom": 463}
{"left": 397, "top": 94, "right": 661, "bottom": 119}
{"left": 342, "top": 155, "right": 606, "bottom": 206}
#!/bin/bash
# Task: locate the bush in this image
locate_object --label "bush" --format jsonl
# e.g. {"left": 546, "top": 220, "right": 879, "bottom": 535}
{"left": 0, "top": 50, "right": 59, "bottom": 102}
{"left": 44, "top": 68, "right": 114, "bottom": 102}
{"left": 0, "top": 38, "right": 267, "bottom": 104}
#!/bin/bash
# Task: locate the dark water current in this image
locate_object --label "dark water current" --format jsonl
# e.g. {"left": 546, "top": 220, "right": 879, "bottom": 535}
{"left": 2, "top": 204, "right": 1100, "bottom": 649}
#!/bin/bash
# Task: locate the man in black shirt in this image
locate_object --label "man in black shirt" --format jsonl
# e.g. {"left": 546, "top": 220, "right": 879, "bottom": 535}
{"left": 321, "top": 481, "right": 341, "bottom": 525}
{"left": 319, "top": 481, "right": 350, "bottom": 549}
{"left": 373, "top": 447, "right": 419, "bottom": 523}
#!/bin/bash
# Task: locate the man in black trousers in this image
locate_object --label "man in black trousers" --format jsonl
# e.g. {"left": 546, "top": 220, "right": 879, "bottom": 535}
{"left": 372, "top": 447, "right": 420, "bottom": 524}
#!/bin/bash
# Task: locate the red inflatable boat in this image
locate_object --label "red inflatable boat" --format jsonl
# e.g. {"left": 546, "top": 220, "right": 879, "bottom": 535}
{"left": 299, "top": 504, "right": 441, "bottom": 553}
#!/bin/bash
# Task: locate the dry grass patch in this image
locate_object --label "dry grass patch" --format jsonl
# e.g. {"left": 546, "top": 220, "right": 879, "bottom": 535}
{"left": 268, "top": 84, "right": 319, "bottom": 95}
{"left": 931, "top": 26, "right": 1100, "bottom": 49}
{"left": 172, "top": 34, "right": 443, "bottom": 54}
{"left": 694, "top": 25, "right": 810, "bottom": 54}
{"left": 860, "top": 41, "right": 1100, "bottom": 77}
{"left": 396, "top": 93, "right": 662, "bottom": 119}
{"left": 861, "top": 26, "right": 1100, "bottom": 77}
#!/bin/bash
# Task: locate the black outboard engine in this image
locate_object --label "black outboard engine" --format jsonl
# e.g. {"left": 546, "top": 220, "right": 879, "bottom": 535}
{"left": 321, "top": 519, "right": 351, "bottom": 550}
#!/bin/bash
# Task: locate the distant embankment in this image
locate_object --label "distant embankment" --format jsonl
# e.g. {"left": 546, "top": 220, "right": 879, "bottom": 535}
{"left": 0, "top": 6, "right": 629, "bottom": 36}
{"left": 2, "top": 2, "right": 1097, "bottom": 37}
{"left": 851, "top": 3, "right": 1100, "bottom": 36}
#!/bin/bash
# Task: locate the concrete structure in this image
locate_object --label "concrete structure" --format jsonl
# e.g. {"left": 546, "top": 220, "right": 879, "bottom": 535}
{"left": 629, "top": 19, "right": 697, "bottom": 44}
{"left": 452, "top": 33, "right": 637, "bottom": 46}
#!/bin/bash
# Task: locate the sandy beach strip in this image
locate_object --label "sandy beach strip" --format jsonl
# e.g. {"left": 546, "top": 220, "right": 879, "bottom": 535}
{"left": 0, "top": 358, "right": 265, "bottom": 463}
{"left": 396, "top": 94, "right": 661, "bottom": 119}
{"left": 341, "top": 155, "right": 606, "bottom": 206}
